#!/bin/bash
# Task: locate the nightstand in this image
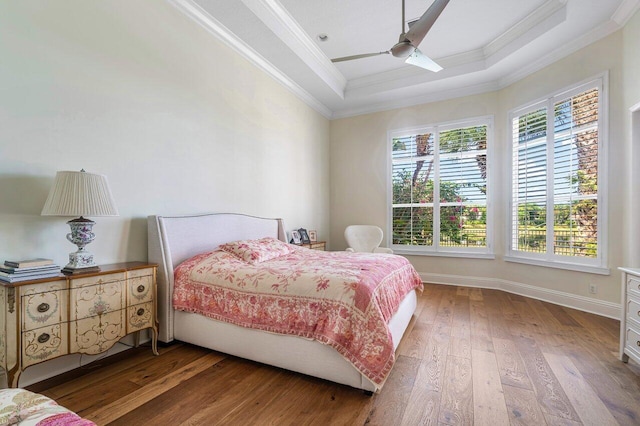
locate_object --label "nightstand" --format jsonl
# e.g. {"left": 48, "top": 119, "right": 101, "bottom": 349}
{"left": 0, "top": 262, "right": 158, "bottom": 388}
{"left": 297, "top": 241, "right": 326, "bottom": 251}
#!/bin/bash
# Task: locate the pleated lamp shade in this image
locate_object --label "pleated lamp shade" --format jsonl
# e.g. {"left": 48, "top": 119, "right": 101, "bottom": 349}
{"left": 41, "top": 170, "right": 119, "bottom": 217}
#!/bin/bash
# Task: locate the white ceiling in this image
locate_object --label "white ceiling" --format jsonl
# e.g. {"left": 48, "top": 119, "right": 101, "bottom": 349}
{"left": 169, "top": 0, "right": 640, "bottom": 118}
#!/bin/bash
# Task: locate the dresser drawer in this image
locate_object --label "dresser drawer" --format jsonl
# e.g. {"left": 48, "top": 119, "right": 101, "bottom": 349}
{"left": 627, "top": 297, "right": 640, "bottom": 327}
{"left": 20, "top": 281, "right": 67, "bottom": 332}
{"left": 624, "top": 326, "right": 640, "bottom": 359}
{"left": 627, "top": 275, "right": 640, "bottom": 298}
{"left": 22, "top": 324, "right": 68, "bottom": 368}
{"left": 127, "top": 268, "right": 154, "bottom": 305}
{"left": 70, "top": 272, "right": 126, "bottom": 321}
{"left": 70, "top": 309, "right": 126, "bottom": 355}
{"left": 127, "top": 302, "right": 153, "bottom": 333}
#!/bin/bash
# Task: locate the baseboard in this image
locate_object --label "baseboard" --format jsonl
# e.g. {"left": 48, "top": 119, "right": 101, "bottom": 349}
{"left": 419, "top": 272, "right": 622, "bottom": 320}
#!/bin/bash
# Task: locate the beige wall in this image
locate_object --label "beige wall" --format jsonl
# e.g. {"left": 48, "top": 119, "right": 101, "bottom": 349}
{"left": 0, "top": 0, "right": 331, "bottom": 271}
{"left": 330, "top": 29, "right": 628, "bottom": 307}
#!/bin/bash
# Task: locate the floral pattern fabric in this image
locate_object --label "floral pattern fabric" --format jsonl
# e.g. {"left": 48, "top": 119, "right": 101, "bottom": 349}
{"left": 0, "top": 388, "right": 95, "bottom": 426}
{"left": 173, "top": 245, "right": 423, "bottom": 387}
{"left": 220, "top": 237, "right": 293, "bottom": 264}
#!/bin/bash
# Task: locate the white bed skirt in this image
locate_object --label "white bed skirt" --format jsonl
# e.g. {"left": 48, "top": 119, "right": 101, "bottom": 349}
{"left": 174, "top": 289, "right": 417, "bottom": 392}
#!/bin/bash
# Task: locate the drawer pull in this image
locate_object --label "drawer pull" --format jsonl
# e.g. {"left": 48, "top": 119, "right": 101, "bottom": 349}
{"left": 137, "top": 308, "right": 145, "bottom": 316}
{"left": 37, "top": 303, "right": 50, "bottom": 313}
{"left": 38, "top": 333, "right": 50, "bottom": 344}
{"left": 137, "top": 285, "right": 145, "bottom": 293}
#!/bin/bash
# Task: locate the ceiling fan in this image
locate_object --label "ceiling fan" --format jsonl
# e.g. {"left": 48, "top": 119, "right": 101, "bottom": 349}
{"left": 331, "top": 0, "right": 450, "bottom": 72}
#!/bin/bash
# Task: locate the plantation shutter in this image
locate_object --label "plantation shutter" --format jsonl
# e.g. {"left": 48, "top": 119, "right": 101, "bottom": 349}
{"left": 510, "top": 82, "right": 601, "bottom": 263}
{"left": 438, "top": 125, "right": 488, "bottom": 248}
{"left": 552, "top": 88, "right": 599, "bottom": 257}
{"left": 390, "top": 119, "right": 491, "bottom": 253}
{"left": 511, "top": 107, "right": 548, "bottom": 254}
{"left": 391, "top": 132, "right": 435, "bottom": 246}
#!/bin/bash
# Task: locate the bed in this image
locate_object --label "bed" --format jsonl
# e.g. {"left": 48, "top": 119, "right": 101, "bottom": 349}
{"left": 147, "top": 212, "right": 422, "bottom": 392}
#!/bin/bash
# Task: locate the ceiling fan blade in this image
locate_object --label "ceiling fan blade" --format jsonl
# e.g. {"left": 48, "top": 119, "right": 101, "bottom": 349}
{"left": 331, "top": 51, "right": 390, "bottom": 63}
{"left": 405, "top": 48, "right": 443, "bottom": 72}
{"left": 405, "top": 0, "right": 450, "bottom": 47}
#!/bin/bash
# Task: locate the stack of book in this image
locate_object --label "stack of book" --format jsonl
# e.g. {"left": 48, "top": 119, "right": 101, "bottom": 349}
{"left": 0, "top": 258, "right": 62, "bottom": 283}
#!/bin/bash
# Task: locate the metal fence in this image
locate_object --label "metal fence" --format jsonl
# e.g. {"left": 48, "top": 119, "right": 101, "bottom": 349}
{"left": 396, "top": 228, "right": 595, "bottom": 257}
{"left": 439, "top": 228, "right": 486, "bottom": 247}
{"left": 515, "top": 228, "right": 596, "bottom": 256}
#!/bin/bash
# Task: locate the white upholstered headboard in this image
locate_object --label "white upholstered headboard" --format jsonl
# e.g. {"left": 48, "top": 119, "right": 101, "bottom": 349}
{"left": 147, "top": 213, "right": 286, "bottom": 342}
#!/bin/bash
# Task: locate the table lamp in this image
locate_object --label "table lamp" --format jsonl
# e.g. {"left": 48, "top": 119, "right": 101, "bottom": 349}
{"left": 41, "top": 169, "right": 119, "bottom": 274}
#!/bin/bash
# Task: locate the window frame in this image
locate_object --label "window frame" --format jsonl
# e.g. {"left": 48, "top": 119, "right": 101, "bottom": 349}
{"left": 387, "top": 116, "right": 495, "bottom": 258}
{"left": 505, "top": 74, "right": 609, "bottom": 275}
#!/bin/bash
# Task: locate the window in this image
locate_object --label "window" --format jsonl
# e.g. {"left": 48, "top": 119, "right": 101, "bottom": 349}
{"left": 508, "top": 77, "right": 607, "bottom": 273}
{"left": 389, "top": 117, "right": 492, "bottom": 256}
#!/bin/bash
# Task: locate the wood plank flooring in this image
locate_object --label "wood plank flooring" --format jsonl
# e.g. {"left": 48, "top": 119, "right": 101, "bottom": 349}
{"left": 27, "top": 284, "right": 640, "bottom": 425}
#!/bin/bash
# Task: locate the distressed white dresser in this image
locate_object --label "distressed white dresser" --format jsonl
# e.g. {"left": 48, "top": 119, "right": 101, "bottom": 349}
{"left": 0, "top": 262, "right": 157, "bottom": 387}
{"left": 619, "top": 267, "right": 640, "bottom": 364}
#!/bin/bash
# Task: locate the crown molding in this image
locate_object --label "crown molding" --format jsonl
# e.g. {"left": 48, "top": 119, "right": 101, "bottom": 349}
{"left": 612, "top": 0, "right": 640, "bottom": 25}
{"left": 334, "top": 11, "right": 622, "bottom": 119}
{"left": 340, "top": 0, "right": 566, "bottom": 99}
{"left": 336, "top": 1, "right": 624, "bottom": 118}
{"left": 484, "top": 0, "right": 566, "bottom": 68}
{"left": 498, "top": 19, "right": 621, "bottom": 89}
{"left": 484, "top": 0, "right": 566, "bottom": 59}
{"left": 332, "top": 81, "right": 500, "bottom": 120}
{"left": 167, "top": 0, "right": 332, "bottom": 118}
{"left": 240, "top": 0, "right": 346, "bottom": 99}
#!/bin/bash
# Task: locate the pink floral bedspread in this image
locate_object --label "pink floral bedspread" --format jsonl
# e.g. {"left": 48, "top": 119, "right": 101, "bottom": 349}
{"left": 173, "top": 246, "right": 423, "bottom": 387}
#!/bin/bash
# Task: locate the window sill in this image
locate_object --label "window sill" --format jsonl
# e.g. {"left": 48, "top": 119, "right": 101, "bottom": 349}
{"left": 504, "top": 255, "right": 610, "bottom": 275}
{"left": 393, "top": 249, "right": 495, "bottom": 260}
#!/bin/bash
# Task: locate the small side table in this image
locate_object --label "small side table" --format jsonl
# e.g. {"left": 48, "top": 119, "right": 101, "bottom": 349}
{"left": 295, "top": 241, "right": 326, "bottom": 251}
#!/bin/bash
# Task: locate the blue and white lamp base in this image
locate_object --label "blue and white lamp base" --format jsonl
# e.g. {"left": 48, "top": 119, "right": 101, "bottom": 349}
{"left": 62, "top": 217, "right": 100, "bottom": 274}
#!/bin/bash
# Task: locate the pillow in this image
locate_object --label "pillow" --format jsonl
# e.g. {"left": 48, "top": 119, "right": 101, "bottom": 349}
{"left": 220, "top": 237, "right": 293, "bottom": 264}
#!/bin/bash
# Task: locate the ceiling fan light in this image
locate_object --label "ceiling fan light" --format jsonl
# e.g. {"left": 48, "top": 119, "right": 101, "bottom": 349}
{"left": 390, "top": 41, "right": 415, "bottom": 58}
{"left": 405, "top": 49, "right": 443, "bottom": 72}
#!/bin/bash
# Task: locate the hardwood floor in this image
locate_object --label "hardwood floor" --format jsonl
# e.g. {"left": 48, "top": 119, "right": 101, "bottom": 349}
{"left": 27, "top": 284, "right": 640, "bottom": 425}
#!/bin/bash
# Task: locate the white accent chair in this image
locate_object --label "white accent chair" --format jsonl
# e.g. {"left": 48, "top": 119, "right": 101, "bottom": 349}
{"left": 344, "top": 225, "right": 394, "bottom": 254}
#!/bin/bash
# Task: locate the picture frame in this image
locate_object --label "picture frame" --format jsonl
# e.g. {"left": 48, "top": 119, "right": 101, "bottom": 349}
{"left": 290, "top": 230, "right": 302, "bottom": 244}
{"left": 309, "top": 230, "right": 317, "bottom": 242}
{"left": 298, "top": 228, "right": 311, "bottom": 244}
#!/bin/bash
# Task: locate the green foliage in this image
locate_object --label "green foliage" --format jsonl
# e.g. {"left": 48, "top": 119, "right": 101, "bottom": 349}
{"left": 518, "top": 203, "right": 546, "bottom": 227}
{"left": 392, "top": 139, "right": 407, "bottom": 152}
{"left": 439, "top": 126, "right": 486, "bottom": 152}
{"left": 570, "top": 170, "right": 597, "bottom": 194}
{"left": 514, "top": 200, "right": 597, "bottom": 257}
{"left": 393, "top": 171, "right": 487, "bottom": 246}
{"left": 392, "top": 125, "right": 490, "bottom": 248}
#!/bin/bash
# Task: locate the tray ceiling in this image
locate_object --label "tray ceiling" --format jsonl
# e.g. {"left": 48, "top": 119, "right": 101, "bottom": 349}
{"left": 169, "top": 0, "right": 639, "bottom": 118}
